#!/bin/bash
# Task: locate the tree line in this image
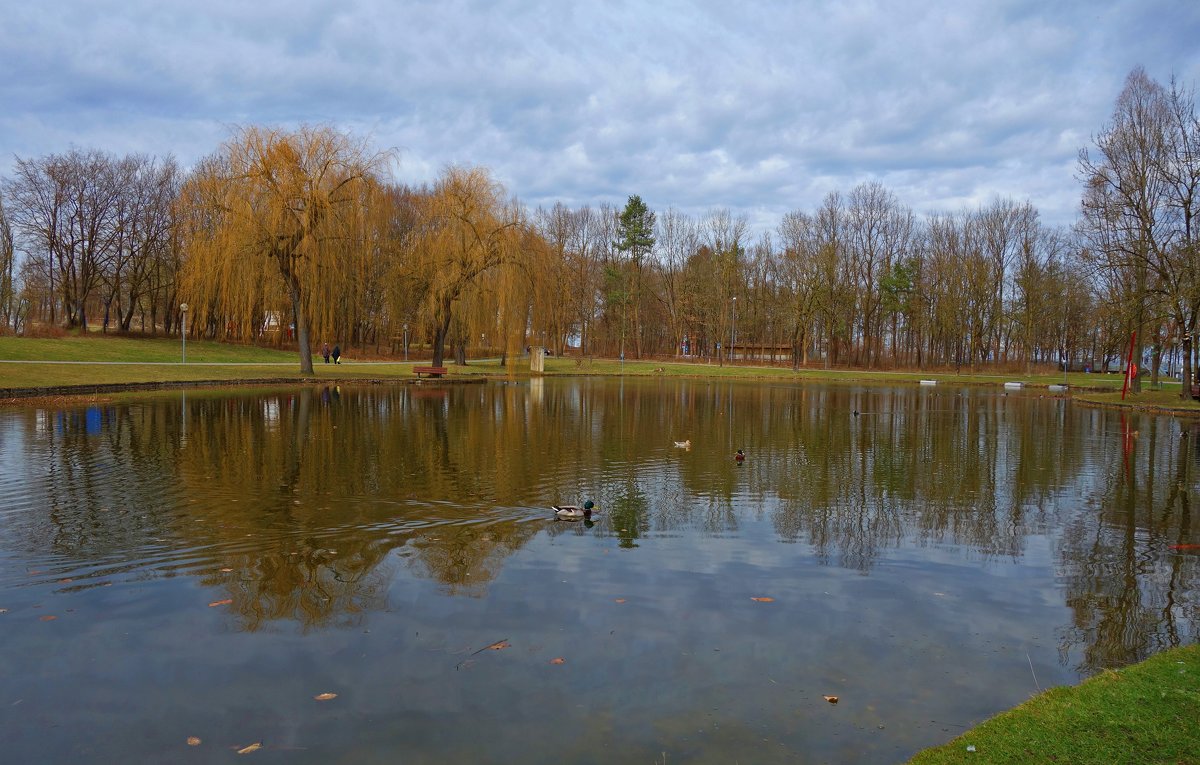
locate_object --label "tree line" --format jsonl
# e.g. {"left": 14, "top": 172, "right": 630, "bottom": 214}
{"left": 0, "top": 67, "right": 1196, "bottom": 392}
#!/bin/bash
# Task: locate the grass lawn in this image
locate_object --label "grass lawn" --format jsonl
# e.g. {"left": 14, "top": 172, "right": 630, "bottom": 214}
{"left": 0, "top": 335, "right": 1179, "bottom": 406}
{"left": 907, "top": 644, "right": 1200, "bottom": 765}
{"left": 1073, "top": 386, "right": 1200, "bottom": 415}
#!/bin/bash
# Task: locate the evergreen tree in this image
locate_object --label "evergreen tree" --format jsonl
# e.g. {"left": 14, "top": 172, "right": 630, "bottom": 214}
{"left": 614, "top": 195, "right": 656, "bottom": 358}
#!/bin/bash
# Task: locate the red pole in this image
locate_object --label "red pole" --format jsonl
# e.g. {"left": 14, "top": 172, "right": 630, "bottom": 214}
{"left": 1121, "top": 330, "right": 1137, "bottom": 400}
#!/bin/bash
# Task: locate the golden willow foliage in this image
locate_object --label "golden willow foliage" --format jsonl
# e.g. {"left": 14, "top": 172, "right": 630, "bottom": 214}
{"left": 179, "top": 125, "right": 386, "bottom": 373}
{"left": 395, "top": 166, "right": 525, "bottom": 368}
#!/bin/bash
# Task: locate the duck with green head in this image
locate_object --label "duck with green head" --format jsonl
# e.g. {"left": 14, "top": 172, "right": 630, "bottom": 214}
{"left": 553, "top": 500, "right": 595, "bottom": 520}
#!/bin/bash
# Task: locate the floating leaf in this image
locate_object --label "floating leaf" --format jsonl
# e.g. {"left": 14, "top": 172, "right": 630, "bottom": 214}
{"left": 485, "top": 639, "right": 510, "bottom": 651}
{"left": 751, "top": 597, "right": 775, "bottom": 603}
{"left": 186, "top": 737, "right": 201, "bottom": 746}
{"left": 314, "top": 692, "right": 337, "bottom": 701}
{"left": 823, "top": 695, "right": 839, "bottom": 704}
{"left": 614, "top": 598, "right": 627, "bottom": 604}
{"left": 208, "top": 599, "right": 233, "bottom": 607}
{"left": 550, "top": 657, "right": 565, "bottom": 665}
{"left": 220, "top": 568, "right": 234, "bottom": 573}
{"left": 39, "top": 615, "right": 57, "bottom": 621}
{"left": 237, "top": 742, "right": 262, "bottom": 754}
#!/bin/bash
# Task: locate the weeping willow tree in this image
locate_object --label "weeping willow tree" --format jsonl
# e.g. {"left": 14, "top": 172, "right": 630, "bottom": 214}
{"left": 179, "top": 125, "right": 386, "bottom": 373}
{"left": 398, "top": 166, "right": 522, "bottom": 368}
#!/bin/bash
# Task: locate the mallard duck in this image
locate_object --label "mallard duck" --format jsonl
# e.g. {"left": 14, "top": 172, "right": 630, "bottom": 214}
{"left": 674, "top": 439, "right": 692, "bottom": 449}
{"left": 553, "top": 500, "right": 595, "bottom": 520}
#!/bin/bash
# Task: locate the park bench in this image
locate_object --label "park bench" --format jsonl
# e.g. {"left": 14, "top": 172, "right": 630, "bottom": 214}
{"left": 413, "top": 366, "right": 448, "bottom": 378}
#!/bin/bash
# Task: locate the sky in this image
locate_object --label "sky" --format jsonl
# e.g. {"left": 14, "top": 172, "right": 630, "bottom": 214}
{"left": 2, "top": 0, "right": 1199, "bottom": 234}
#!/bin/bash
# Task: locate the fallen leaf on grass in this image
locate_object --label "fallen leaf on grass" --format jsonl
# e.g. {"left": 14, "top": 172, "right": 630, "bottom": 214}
{"left": 550, "top": 658, "right": 565, "bottom": 665}
{"left": 823, "top": 695, "right": 839, "bottom": 704}
{"left": 237, "top": 742, "right": 262, "bottom": 754}
{"left": 208, "top": 599, "right": 233, "bottom": 608}
{"left": 751, "top": 597, "right": 775, "bottom": 603}
{"left": 313, "top": 693, "right": 337, "bottom": 701}
{"left": 186, "top": 737, "right": 201, "bottom": 746}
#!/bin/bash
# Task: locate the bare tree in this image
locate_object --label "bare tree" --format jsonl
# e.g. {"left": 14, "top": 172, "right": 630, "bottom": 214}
{"left": 1079, "top": 67, "right": 1174, "bottom": 393}
{"left": 4, "top": 149, "right": 122, "bottom": 328}
{"left": 0, "top": 192, "right": 14, "bottom": 330}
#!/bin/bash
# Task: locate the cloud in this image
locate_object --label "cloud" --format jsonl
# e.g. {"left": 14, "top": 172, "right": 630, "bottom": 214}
{"left": 2, "top": 0, "right": 1198, "bottom": 231}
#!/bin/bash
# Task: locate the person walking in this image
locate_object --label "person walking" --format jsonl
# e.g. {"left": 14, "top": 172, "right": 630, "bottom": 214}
{"left": 332, "top": 344, "right": 341, "bottom": 364}
{"left": 321, "top": 343, "right": 331, "bottom": 364}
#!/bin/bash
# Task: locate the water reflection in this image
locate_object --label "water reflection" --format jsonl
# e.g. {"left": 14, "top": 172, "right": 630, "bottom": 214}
{"left": 0, "top": 380, "right": 1197, "bottom": 762}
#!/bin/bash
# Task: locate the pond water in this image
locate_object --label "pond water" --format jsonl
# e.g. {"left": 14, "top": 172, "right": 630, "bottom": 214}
{"left": 0, "top": 378, "right": 1196, "bottom": 763}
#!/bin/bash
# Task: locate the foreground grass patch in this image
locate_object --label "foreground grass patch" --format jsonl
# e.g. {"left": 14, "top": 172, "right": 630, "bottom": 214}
{"left": 1073, "top": 387, "right": 1200, "bottom": 415}
{"left": 908, "top": 644, "right": 1200, "bottom": 765}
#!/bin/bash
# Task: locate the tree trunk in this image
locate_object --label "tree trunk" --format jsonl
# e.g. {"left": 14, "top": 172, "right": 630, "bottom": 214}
{"left": 432, "top": 294, "right": 453, "bottom": 368}
{"left": 1182, "top": 333, "right": 1194, "bottom": 401}
{"left": 286, "top": 272, "right": 314, "bottom": 375}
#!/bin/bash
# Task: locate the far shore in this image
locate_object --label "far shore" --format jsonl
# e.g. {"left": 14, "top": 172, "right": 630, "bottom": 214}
{"left": 2, "top": 335, "right": 1198, "bottom": 415}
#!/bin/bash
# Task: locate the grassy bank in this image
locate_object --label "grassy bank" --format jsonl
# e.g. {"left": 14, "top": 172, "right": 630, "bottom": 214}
{"left": 2, "top": 335, "right": 1189, "bottom": 406}
{"left": 908, "top": 644, "right": 1200, "bottom": 764}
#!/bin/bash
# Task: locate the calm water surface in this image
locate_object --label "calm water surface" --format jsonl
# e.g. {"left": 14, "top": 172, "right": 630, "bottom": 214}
{"left": 0, "top": 378, "right": 1196, "bottom": 764}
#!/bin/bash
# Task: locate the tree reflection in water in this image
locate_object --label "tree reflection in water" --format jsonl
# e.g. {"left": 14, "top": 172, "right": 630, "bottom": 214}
{"left": 3, "top": 380, "right": 1196, "bottom": 672}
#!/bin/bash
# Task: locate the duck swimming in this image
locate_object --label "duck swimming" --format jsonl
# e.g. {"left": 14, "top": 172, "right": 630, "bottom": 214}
{"left": 674, "top": 439, "right": 692, "bottom": 449}
{"left": 553, "top": 500, "right": 595, "bottom": 520}
{"left": 735, "top": 448, "right": 746, "bottom": 462}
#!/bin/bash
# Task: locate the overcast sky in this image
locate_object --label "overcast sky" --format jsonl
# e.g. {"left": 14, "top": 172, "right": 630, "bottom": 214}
{"left": 3, "top": 0, "right": 1198, "bottom": 232}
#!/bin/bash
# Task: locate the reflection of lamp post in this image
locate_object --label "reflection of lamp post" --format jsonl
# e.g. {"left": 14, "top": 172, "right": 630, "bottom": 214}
{"left": 403, "top": 324, "right": 409, "bottom": 361}
{"left": 179, "top": 303, "right": 188, "bottom": 364}
{"left": 731, "top": 296, "right": 737, "bottom": 365}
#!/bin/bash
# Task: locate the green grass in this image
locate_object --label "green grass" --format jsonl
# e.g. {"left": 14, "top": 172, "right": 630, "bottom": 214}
{"left": 0, "top": 335, "right": 1175, "bottom": 404}
{"left": 0, "top": 334, "right": 299, "bottom": 363}
{"left": 1073, "top": 386, "right": 1200, "bottom": 415}
{"left": 907, "top": 644, "right": 1200, "bottom": 764}
{"left": 539, "top": 356, "right": 1128, "bottom": 390}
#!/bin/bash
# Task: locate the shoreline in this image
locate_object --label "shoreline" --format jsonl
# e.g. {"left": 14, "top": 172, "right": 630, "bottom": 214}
{"left": 3, "top": 365, "right": 1198, "bottom": 418}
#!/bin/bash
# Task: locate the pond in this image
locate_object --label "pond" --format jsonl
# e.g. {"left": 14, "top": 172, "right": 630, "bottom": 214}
{"left": 0, "top": 378, "right": 1196, "bottom": 763}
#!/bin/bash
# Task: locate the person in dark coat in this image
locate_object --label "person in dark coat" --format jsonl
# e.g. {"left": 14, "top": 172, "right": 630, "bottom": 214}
{"left": 321, "top": 343, "right": 331, "bottom": 364}
{"left": 332, "top": 344, "right": 341, "bottom": 364}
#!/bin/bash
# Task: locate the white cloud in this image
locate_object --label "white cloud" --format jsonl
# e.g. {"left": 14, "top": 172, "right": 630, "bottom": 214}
{"left": 2, "top": 0, "right": 1198, "bottom": 231}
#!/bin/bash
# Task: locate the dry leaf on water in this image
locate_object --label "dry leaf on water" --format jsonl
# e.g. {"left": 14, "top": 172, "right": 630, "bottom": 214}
{"left": 751, "top": 597, "right": 775, "bottom": 603}
{"left": 485, "top": 640, "right": 511, "bottom": 651}
{"left": 614, "top": 598, "right": 627, "bottom": 604}
{"left": 208, "top": 599, "right": 233, "bottom": 608}
{"left": 186, "top": 737, "right": 201, "bottom": 746}
{"left": 550, "top": 658, "right": 565, "bottom": 665}
{"left": 314, "top": 693, "right": 337, "bottom": 701}
{"left": 220, "top": 568, "right": 234, "bottom": 573}
{"left": 823, "top": 695, "right": 839, "bottom": 704}
{"left": 237, "top": 742, "right": 262, "bottom": 754}
{"left": 39, "top": 615, "right": 57, "bottom": 621}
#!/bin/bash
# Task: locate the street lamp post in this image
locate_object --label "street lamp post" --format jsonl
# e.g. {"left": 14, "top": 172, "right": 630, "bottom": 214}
{"left": 179, "top": 303, "right": 188, "bottom": 364}
{"left": 404, "top": 324, "right": 409, "bottom": 361}
{"left": 731, "top": 296, "right": 737, "bottom": 365}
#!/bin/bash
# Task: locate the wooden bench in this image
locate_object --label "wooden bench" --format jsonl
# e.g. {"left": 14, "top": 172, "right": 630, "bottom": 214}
{"left": 413, "top": 366, "right": 448, "bottom": 378}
